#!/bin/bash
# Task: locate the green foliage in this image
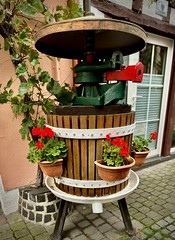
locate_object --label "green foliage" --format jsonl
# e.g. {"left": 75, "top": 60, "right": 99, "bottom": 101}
{"left": 0, "top": 0, "right": 82, "bottom": 140}
{"left": 28, "top": 125, "right": 68, "bottom": 164}
{"left": 47, "top": 79, "right": 76, "bottom": 105}
{"left": 54, "top": 0, "right": 84, "bottom": 21}
{"left": 102, "top": 141, "right": 123, "bottom": 167}
{"left": 17, "top": 0, "right": 45, "bottom": 16}
{"left": 132, "top": 132, "right": 157, "bottom": 152}
{"left": 28, "top": 139, "right": 68, "bottom": 164}
{"left": 102, "top": 136, "right": 130, "bottom": 167}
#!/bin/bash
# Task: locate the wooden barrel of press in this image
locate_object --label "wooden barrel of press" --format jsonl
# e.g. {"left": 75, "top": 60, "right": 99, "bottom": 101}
{"left": 47, "top": 105, "right": 135, "bottom": 197}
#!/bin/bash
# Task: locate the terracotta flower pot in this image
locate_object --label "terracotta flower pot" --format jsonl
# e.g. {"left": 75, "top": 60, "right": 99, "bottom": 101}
{"left": 94, "top": 157, "right": 135, "bottom": 182}
{"left": 39, "top": 159, "right": 63, "bottom": 177}
{"left": 131, "top": 148, "right": 150, "bottom": 168}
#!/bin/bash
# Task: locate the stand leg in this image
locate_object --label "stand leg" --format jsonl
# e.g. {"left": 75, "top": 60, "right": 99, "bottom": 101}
{"left": 118, "top": 198, "right": 135, "bottom": 236}
{"left": 51, "top": 199, "right": 69, "bottom": 240}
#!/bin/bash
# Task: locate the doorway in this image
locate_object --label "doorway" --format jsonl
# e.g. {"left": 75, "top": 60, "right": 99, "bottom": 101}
{"left": 127, "top": 33, "right": 174, "bottom": 157}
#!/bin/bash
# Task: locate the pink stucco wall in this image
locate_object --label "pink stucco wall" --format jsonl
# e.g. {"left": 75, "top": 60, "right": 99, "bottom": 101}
{"left": 0, "top": 0, "right": 74, "bottom": 190}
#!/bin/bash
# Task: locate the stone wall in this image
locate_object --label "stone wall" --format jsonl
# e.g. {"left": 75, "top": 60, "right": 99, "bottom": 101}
{"left": 19, "top": 187, "right": 60, "bottom": 225}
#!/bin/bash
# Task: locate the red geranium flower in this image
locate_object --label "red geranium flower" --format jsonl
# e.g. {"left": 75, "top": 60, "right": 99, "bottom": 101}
{"left": 151, "top": 132, "right": 157, "bottom": 140}
{"left": 41, "top": 127, "right": 54, "bottom": 138}
{"left": 106, "top": 134, "right": 111, "bottom": 140}
{"left": 36, "top": 141, "right": 44, "bottom": 149}
{"left": 120, "top": 147, "right": 129, "bottom": 157}
{"left": 32, "top": 127, "right": 42, "bottom": 136}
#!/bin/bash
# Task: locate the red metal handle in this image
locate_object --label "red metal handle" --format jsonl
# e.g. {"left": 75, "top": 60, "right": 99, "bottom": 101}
{"left": 105, "top": 62, "right": 144, "bottom": 83}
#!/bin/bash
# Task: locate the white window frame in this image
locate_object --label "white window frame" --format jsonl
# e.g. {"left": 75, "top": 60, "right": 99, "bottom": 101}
{"left": 127, "top": 33, "right": 174, "bottom": 157}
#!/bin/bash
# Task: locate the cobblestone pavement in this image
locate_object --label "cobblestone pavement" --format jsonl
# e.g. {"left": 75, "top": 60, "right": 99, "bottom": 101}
{"left": 0, "top": 158, "right": 175, "bottom": 240}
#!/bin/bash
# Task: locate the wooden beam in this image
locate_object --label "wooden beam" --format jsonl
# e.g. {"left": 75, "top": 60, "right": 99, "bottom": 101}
{"left": 91, "top": 0, "right": 175, "bottom": 38}
{"left": 162, "top": 43, "right": 175, "bottom": 156}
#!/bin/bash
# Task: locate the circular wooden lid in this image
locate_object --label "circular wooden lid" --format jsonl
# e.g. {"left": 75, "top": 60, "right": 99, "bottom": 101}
{"left": 35, "top": 16, "right": 146, "bottom": 59}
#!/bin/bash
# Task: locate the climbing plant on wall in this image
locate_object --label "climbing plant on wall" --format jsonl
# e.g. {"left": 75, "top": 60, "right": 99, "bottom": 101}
{"left": 0, "top": 0, "right": 83, "bottom": 187}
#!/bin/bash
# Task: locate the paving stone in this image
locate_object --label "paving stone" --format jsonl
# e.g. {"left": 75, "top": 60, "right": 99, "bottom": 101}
{"left": 83, "top": 225, "right": 97, "bottom": 235}
{"left": 142, "top": 227, "right": 154, "bottom": 235}
{"left": 29, "top": 226, "right": 46, "bottom": 236}
{"left": 105, "top": 230, "right": 128, "bottom": 240}
{"left": 92, "top": 217, "right": 105, "bottom": 226}
{"left": 100, "top": 210, "right": 113, "bottom": 219}
{"left": 18, "top": 234, "right": 34, "bottom": 240}
{"left": 86, "top": 213, "right": 98, "bottom": 220}
{"left": 157, "top": 219, "right": 169, "bottom": 227}
{"left": 161, "top": 228, "right": 170, "bottom": 236}
{"left": 88, "top": 231, "right": 106, "bottom": 240}
{"left": 132, "top": 212, "right": 145, "bottom": 221}
{"left": 97, "top": 223, "right": 113, "bottom": 233}
{"left": 164, "top": 202, "right": 175, "bottom": 211}
{"left": 164, "top": 216, "right": 174, "bottom": 223}
{"left": 68, "top": 228, "right": 82, "bottom": 238}
{"left": 171, "top": 232, "right": 175, "bottom": 238}
{"left": 14, "top": 228, "right": 30, "bottom": 238}
{"left": 167, "top": 224, "right": 175, "bottom": 231}
{"left": 154, "top": 231, "right": 164, "bottom": 239}
{"left": 0, "top": 230, "right": 14, "bottom": 240}
{"left": 76, "top": 220, "right": 90, "bottom": 228}
{"left": 106, "top": 215, "right": 119, "bottom": 225}
{"left": 72, "top": 234, "right": 89, "bottom": 240}
{"left": 10, "top": 221, "right": 27, "bottom": 231}
{"left": 34, "top": 232, "right": 51, "bottom": 240}
{"left": 0, "top": 223, "right": 11, "bottom": 232}
{"left": 6, "top": 212, "right": 23, "bottom": 224}
{"left": 151, "top": 224, "right": 161, "bottom": 230}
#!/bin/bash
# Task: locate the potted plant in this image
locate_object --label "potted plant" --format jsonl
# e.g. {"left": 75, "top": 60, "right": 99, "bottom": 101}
{"left": 28, "top": 123, "right": 68, "bottom": 177}
{"left": 131, "top": 132, "right": 157, "bottom": 168}
{"left": 95, "top": 134, "right": 135, "bottom": 182}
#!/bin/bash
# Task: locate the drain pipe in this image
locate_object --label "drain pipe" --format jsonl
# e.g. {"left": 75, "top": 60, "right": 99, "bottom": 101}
{"left": 83, "top": 0, "right": 94, "bottom": 16}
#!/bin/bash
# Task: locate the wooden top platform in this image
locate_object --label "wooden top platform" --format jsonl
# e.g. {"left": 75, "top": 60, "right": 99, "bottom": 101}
{"left": 35, "top": 16, "right": 146, "bottom": 59}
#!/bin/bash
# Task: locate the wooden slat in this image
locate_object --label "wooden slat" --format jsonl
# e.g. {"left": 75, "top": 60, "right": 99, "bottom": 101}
{"left": 80, "top": 115, "right": 88, "bottom": 196}
{"left": 103, "top": 115, "right": 113, "bottom": 195}
{"left": 71, "top": 116, "right": 81, "bottom": 196}
{"left": 95, "top": 115, "right": 105, "bottom": 196}
{"left": 88, "top": 115, "right": 96, "bottom": 197}
{"left": 63, "top": 116, "right": 74, "bottom": 195}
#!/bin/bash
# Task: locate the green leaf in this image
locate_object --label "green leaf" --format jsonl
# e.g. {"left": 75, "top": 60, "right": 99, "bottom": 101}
{"left": 38, "top": 71, "right": 51, "bottom": 84}
{"left": 4, "top": 79, "right": 13, "bottom": 90}
{"left": 0, "top": 91, "right": 8, "bottom": 103}
{"left": 0, "top": 10, "right": 5, "bottom": 23}
{"left": 12, "top": 104, "right": 22, "bottom": 115}
{"left": 10, "top": 96, "right": 19, "bottom": 104}
{"left": 42, "top": 99, "right": 54, "bottom": 113}
{"left": 31, "top": 58, "right": 39, "bottom": 66}
{"left": 20, "top": 117, "right": 34, "bottom": 140}
{"left": 19, "top": 124, "right": 30, "bottom": 140}
{"left": 18, "top": 82, "right": 31, "bottom": 96}
{"left": 38, "top": 116, "right": 46, "bottom": 128}
{"left": 29, "top": 49, "right": 39, "bottom": 64}
{"left": 16, "top": 62, "right": 28, "bottom": 77}
{"left": 17, "top": 0, "right": 44, "bottom": 16}
{"left": 4, "top": 38, "right": 10, "bottom": 51}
